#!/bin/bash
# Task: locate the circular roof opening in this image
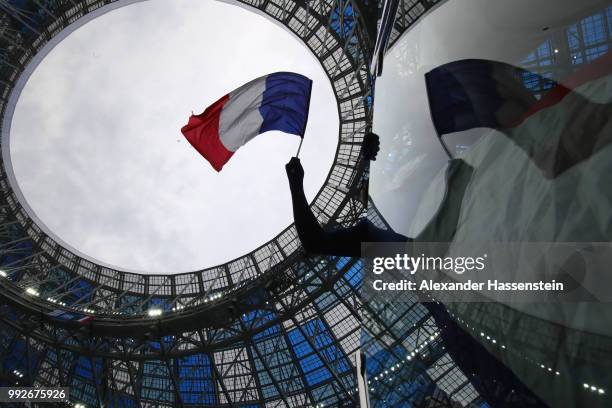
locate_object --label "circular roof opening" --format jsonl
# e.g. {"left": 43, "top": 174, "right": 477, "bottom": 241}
{"left": 8, "top": 0, "right": 338, "bottom": 274}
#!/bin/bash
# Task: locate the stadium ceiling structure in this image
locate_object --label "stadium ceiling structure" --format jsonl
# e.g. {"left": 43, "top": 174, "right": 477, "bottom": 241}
{"left": 0, "top": 0, "right": 488, "bottom": 407}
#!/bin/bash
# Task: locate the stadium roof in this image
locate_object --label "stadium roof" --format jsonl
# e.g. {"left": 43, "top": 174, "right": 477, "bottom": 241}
{"left": 0, "top": 0, "right": 486, "bottom": 407}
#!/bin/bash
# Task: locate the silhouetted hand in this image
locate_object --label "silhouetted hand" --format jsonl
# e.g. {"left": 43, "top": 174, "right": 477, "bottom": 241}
{"left": 286, "top": 157, "right": 304, "bottom": 189}
{"left": 362, "top": 132, "right": 380, "bottom": 161}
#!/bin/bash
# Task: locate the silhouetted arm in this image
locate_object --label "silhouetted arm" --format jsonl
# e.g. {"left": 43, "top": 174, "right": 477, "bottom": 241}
{"left": 286, "top": 133, "right": 408, "bottom": 256}
{"left": 286, "top": 156, "right": 340, "bottom": 254}
{"left": 286, "top": 157, "right": 371, "bottom": 256}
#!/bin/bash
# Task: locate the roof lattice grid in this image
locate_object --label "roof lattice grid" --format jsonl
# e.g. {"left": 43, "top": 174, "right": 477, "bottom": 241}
{"left": 0, "top": 1, "right": 374, "bottom": 405}
{"left": 385, "top": 0, "right": 444, "bottom": 51}
{"left": 0, "top": 0, "right": 374, "bottom": 316}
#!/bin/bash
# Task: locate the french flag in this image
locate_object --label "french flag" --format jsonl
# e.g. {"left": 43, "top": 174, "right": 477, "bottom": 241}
{"left": 425, "top": 53, "right": 612, "bottom": 178}
{"left": 182, "top": 72, "right": 312, "bottom": 171}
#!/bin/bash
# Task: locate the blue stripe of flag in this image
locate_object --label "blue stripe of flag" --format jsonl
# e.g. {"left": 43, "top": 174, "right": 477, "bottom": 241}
{"left": 259, "top": 72, "right": 312, "bottom": 137}
{"left": 425, "top": 59, "right": 538, "bottom": 135}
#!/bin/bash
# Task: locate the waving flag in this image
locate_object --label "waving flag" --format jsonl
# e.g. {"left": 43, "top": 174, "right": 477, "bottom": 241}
{"left": 182, "top": 72, "right": 312, "bottom": 171}
{"left": 425, "top": 53, "right": 612, "bottom": 178}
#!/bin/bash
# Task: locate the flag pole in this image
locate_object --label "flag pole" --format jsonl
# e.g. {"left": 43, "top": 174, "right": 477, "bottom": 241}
{"left": 295, "top": 137, "right": 304, "bottom": 158}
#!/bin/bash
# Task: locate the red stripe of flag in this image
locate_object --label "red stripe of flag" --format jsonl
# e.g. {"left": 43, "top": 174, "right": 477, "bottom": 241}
{"left": 511, "top": 51, "right": 612, "bottom": 127}
{"left": 181, "top": 94, "right": 234, "bottom": 172}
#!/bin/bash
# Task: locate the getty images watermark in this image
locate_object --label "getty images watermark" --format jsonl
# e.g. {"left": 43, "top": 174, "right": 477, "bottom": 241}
{"left": 361, "top": 242, "right": 612, "bottom": 303}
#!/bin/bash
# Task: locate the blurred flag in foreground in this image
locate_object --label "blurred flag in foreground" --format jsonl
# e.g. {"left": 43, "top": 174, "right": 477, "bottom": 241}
{"left": 425, "top": 53, "right": 612, "bottom": 178}
{"left": 182, "top": 72, "right": 312, "bottom": 171}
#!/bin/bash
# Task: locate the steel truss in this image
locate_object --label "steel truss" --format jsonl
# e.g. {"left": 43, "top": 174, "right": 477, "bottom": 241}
{"left": 385, "top": 0, "right": 445, "bottom": 51}
{"left": 0, "top": 0, "right": 374, "bottom": 317}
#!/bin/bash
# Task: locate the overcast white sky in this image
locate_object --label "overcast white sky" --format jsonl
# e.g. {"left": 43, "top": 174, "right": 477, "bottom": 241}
{"left": 10, "top": 0, "right": 338, "bottom": 273}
